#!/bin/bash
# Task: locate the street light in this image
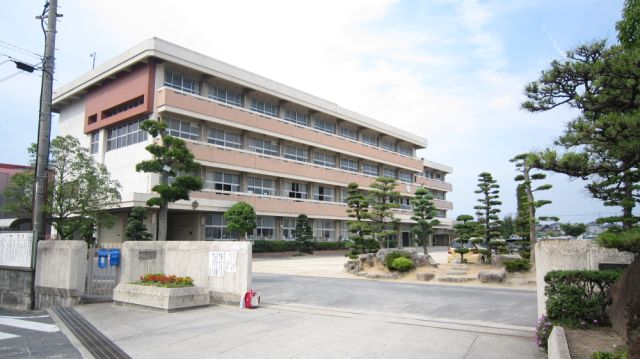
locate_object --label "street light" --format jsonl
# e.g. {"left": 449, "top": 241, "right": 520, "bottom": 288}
{"left": 0, "top": 55, "right": 37, "bottom": 73}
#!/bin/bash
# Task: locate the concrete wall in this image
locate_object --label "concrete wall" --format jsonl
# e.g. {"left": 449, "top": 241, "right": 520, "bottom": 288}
{"left": 120, "top": 241, "right": 251, "bottom": 304}
{"left": 535, "top": 239, "right": 635, "bottom": 317}
{"left": 34, "top": 240, "right": 87, "bottom": 309}
{"left": 0, "top": 267, "right": 33, "bottom": 311}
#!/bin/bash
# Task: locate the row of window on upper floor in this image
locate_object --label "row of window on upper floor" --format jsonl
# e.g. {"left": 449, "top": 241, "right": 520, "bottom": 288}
{"left": 89, "top": 117, "right": 446, "bottom": 185}
{"left": 195, "top": 167, "right": 447, "bottom": 207}
{"left": 163, "top": 117, "right": 416, "bottom": 182}
{"left": 163, "top": 70, "right": 415, "bottom": 157}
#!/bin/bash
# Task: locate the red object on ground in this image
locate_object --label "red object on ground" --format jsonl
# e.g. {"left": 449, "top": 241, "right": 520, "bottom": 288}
{"left": 244, "top": 290, "right": 260, "bottom": 309}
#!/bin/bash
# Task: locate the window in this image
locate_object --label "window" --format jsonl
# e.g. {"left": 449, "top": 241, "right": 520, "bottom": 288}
{"left": 90, "top": 132, "right": 99, "bottom": 154}
{"left": 204, "top": 214, "right": 236, "bottom": 240}
{"left": 209, "top": 86, "right": 242, "bottom": 106}
{"left": 383, "top": 167, "right": 396, "bottom": 179}
{"left": 248, "top": 177, "right": 275, "bottom": 196}
{"left": 207, "top": 128, "right": 241, "bottom": 149}
{"left": 106, "top": 119, "right": 147, "bottom": 151}
{"left": 398, "top": 144, "right": 413, "bottom": 156}
{"left": 340, "top": 188, "right": 349, "bottom": 203}
{"left": 284, "top": 109, "right": 309, "bottom": 126}
{"left": 314, "top": 118, "right": 335, "bottom": 134}
{"left": 340, "top": 158, "right": 358, "bottom": 172}
{"left": 313, "top": 152, "right": 336, "bottom": 168}
{"left": 284, "top": 145, "right": 308, "bottom": 162}
{"left": 313, "top": 219, "right": 335, "bottom": 241}
{"left": 399, "top": 197, "right": 411, "bottom": 210}
{"left": 399, "top": 171, "right": 413, "bottom": 183}
{"left": 436, "top": 210, "right": 447, "bottom": 218}
{"left": 362, "top": 163, "right": 379, "bottom": 176}
{"left": 340, "top": 222, "right": 350, "bottom": 241}
{"left": 433, "top": 190, "right": 446, "bottom": 200}
{"left": 313, "top": 185, "right": 334, "bottom": 202}
{"left": 205, "top": 170, "right": 240, "bottom": 192}
{"left": 340, "top": 126, "right": 358, "bottom": 141}
{"left": 165, "top": 118, "right": 200, "bottom": 140}
{"left": 251, "top": 216, "right": 275, "bottom": 240}
{"left": 382, "top": 139, "right": 395, "bottom": 152}
{"left": 249, "top": 138, "right": 279, "bottom": 156}
{"left": 164, "top": 70, "right": 200, "bottom": 95}
{"left": 102, "top": 96, "right": 144, "bottom": 119}
{"left": 251, "top": 98, "right": 278, "bottom": 117}
{"left": 283, "top": 218, "right": 297, "bottom": 240}
{"left": 286, "top": 182, "right": 307, "bottom": 199}
{"left": 362, "top": 133, "right": 378, "bottom": 147}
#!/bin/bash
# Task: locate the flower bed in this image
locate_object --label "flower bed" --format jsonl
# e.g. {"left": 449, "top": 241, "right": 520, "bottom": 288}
{"left": 135, "top": 273, "right": 194, "bottom": 288}
{"left": 113, "top": 273, "right": 208, "bottom": 312}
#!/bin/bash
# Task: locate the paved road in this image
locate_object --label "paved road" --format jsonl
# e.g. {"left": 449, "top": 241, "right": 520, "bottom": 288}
{"left": 253, "top": 273, "right": 538, "bottom": 327}
{"left": 0, "top": 309, "right": 81, "bottom": 358}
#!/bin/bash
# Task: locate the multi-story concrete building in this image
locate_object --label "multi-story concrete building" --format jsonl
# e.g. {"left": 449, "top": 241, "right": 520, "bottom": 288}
{"left": 52, "top": 38, "right": 453, "bottom": 245}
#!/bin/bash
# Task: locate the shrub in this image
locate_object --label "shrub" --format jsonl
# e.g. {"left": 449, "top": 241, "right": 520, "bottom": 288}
{"left": 136, "top": 273, "right": 194, "bottom": 288}
{"left": 591, "top": 347, "right": 628, "bottom": 359}
{"left": 391, "top": 257, "right": 414, "bottom": 272}
{"left": 346, "top": 253, "right": 359, "bottom": 260}
{"left": 314, "top": 242, "right": 349, "bottom": 251}
{"left": 252, "top": 240, "right": 297, "bottom": 253}
{"left": 544, "top": 269, "right": 623, "bottom": 328}
{"left": 519, "top": 249, "right": 531, "bottom": 260}
{"left": 504, "top": 258, "right": 530, "bottom": 272}
{"left": 384, "top": 250, "right": 412, "bottom": 268}
{"left": 536, "top": 315, "right": 553, "bottom": 352}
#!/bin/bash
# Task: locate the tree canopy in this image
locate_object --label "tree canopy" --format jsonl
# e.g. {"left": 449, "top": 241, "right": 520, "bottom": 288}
{"left": 473, "top": 172, "right": 502, "bottom": 255}
{"left": 410, "top": 187, "right": 440, "bottom": 254}
{"left": 368, "top": 177, "right": 400, "bottom": 248}
{"left": 136, "top": 119, "right": 203, "bottom": 241}
{"left": 49, "top": 136, "right": 121, "bottom": 241}
{"left": 224, "top": 202, "right": 256, "bottom": 240}
{"left": 345, "top": 182, "right": 372, "bottom": 254}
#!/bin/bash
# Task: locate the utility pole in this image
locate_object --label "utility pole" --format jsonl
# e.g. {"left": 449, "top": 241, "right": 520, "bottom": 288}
{"left": 31, "top": 0, "right": 60, "bottom": 309}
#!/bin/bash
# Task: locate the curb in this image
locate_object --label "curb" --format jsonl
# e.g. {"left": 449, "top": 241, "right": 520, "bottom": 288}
{"left": 548, "top": 326, "right": 571, "bottom": 359}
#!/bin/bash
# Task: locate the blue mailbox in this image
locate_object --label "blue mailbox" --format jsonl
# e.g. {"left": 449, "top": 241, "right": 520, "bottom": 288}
{"left": 108, "top": 249, "right": 121, "bottom": 267}
{"left": 97, "top": 248, "right": 109, "bottom": 269}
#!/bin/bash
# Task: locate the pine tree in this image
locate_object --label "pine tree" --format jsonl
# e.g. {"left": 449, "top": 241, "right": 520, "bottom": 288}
{"left": 410, "top": 188, "right": 440, "bottom": 254}
{"left": 125, "top": 207, "right": 152, "bottom": 241}
{"left": 345, "top": 182, "right": 371, "bottom": 254}
{"left": 511, "top": 153, "right": 558, "bottom": 263}
{"left": 368, "top": 177, "right": 400, "bottom": 249}
{"left": 136, "top": 119, "right": 204, "bottom": 241}
{"left": 473, "top": 172, "right": 502, "bottom": 259}
{"left": 293, "top": 214, "right": 314, "bottom": 254}
{"left": 453, "top": 215, "right": 477, "bottom": 263}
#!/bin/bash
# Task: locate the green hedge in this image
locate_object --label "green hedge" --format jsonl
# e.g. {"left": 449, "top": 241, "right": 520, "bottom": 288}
{"left": 544, "top": 269, "right": 623, "bottom": 328}
{"left": 252, "top": 240, "right": 351, "bottom": 253}
{"left": 504, "top": 258, "right": 530, "bottom": 272}
{"left": 384, "top": 250, "right": 412, "bottom": 268}
{"left": 391, "top": 257, "right": 414, "bottom": 272}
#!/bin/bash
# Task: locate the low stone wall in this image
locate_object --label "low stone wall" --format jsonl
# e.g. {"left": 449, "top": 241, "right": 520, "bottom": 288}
{"left": 548, "top": 326, "right": 571, "bottom": 359}
{"left": 34, "top": 241, "right": 87, "bottom": 309}
{"left": 113, "top": 283, "right": 209, "bottom": 312}
{"left": 535, "top": 240, "right": 634, "bottom": 317}
{"left": 0, "top": 267, "right": 33, "bottom": 311}
{"left": 120, "top": 241, "right": 251, "bottom": 305}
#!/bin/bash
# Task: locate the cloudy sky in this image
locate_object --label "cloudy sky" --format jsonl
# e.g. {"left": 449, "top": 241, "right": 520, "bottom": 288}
{"left": 0, "top": 0, "right": 629, "bottom": 224}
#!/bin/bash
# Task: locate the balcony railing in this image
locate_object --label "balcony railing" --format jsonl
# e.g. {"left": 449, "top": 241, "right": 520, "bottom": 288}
{"left": 156, "top": 87, "right": 424, "bottom": 171}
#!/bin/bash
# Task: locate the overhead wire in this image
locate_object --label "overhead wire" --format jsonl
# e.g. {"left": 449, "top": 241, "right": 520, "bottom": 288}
{"left": 0, "top": 40, "right": 42, "bottom": 60}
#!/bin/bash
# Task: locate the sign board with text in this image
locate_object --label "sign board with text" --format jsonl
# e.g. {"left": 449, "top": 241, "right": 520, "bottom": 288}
{"left": 0, "top": 232, "right": 33, "bottom": 268}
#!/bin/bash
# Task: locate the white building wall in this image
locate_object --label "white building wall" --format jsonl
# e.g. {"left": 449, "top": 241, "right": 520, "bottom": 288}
{"left": 103, "top": 142, "right": 155, "bottom": 201}
{"left": 58, "top": 100, "right": 88, "bottom": 147}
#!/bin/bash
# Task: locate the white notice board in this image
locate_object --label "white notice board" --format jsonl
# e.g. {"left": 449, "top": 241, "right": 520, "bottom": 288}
{"left": 0, "top": 232, "right": 33, "bottom": 268}
{"left": 209, "top": 251, "right": 237, "bottom": 277}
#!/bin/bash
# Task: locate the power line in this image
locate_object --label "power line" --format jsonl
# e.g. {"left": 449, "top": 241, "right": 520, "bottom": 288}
{"left": 0, "top": 40, "right": 42, "bottom": 59}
